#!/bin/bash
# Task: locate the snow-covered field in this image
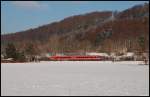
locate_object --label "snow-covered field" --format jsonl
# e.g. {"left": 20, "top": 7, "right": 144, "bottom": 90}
{"left": 1, "top": 61, "right": 149, "bottom": 96}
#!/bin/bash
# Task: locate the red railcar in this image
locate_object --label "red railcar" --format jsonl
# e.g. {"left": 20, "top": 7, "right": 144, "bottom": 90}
{"left": 49, "top": 55, "right": 105, "bottom": 61}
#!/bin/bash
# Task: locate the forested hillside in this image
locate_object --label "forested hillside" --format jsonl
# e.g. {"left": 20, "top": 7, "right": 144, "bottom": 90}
{"left": 1, "top": 3, "right": 149, "bottom": 54}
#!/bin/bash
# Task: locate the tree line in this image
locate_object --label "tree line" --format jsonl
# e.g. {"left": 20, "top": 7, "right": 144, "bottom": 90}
{"left": 3, "top": 42, "right": 38, "bottom": 62}
{"left": 2, "top": 35, "right": 147, "bottom": 62}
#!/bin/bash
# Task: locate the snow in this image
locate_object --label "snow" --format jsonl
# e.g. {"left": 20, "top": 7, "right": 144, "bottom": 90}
{"left": 86, "top": 52, "right": 109, "bottom": 57}
{"left": 126, "top": 52, "right": 134, "bottom": 57}
{"left": 1, "top": 61, "right": 149, "bottom": 96}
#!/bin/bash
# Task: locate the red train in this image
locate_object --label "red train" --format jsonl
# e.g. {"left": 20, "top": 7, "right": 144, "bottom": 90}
{"left": 49, "top": 55, "right": 106, "bottom": 61}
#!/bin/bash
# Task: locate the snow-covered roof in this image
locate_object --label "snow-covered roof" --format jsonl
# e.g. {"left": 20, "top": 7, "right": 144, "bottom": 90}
{"left": 122, "top": 52, "right": 134, "bottom": 57}
{"left": 110, "top": 52, "right": 116, "bottom": 56}
{"left": 86, "top": 52, "right": 109, "bottom": 56}
{"left": 3, "top": 58, "right": 14, "bottom": 61}
{"left": 126, "top": 52, "right": 134, "bottom": 57}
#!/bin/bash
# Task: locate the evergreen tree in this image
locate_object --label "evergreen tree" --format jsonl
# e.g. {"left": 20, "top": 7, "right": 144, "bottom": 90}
{"left": 17, "top": 51, "right": 26, "bottom": 62}
{"left": 5, "top": 43, "right": 18, "bottom": 60}
{"left": 25, "top": 43, "right": 37, "bottom": 55}
{"left": 138, "top": 36, "right": 145, "bottom": 52}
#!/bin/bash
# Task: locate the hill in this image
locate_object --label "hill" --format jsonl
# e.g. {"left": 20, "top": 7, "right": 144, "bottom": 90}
{"left": 1, "top": 3, "right": 149, "bottom": 54}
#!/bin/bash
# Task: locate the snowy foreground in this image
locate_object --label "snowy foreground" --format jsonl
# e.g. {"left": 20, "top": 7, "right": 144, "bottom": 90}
{"left": 1, "top": 61, "right": 149, "bottom": 96}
